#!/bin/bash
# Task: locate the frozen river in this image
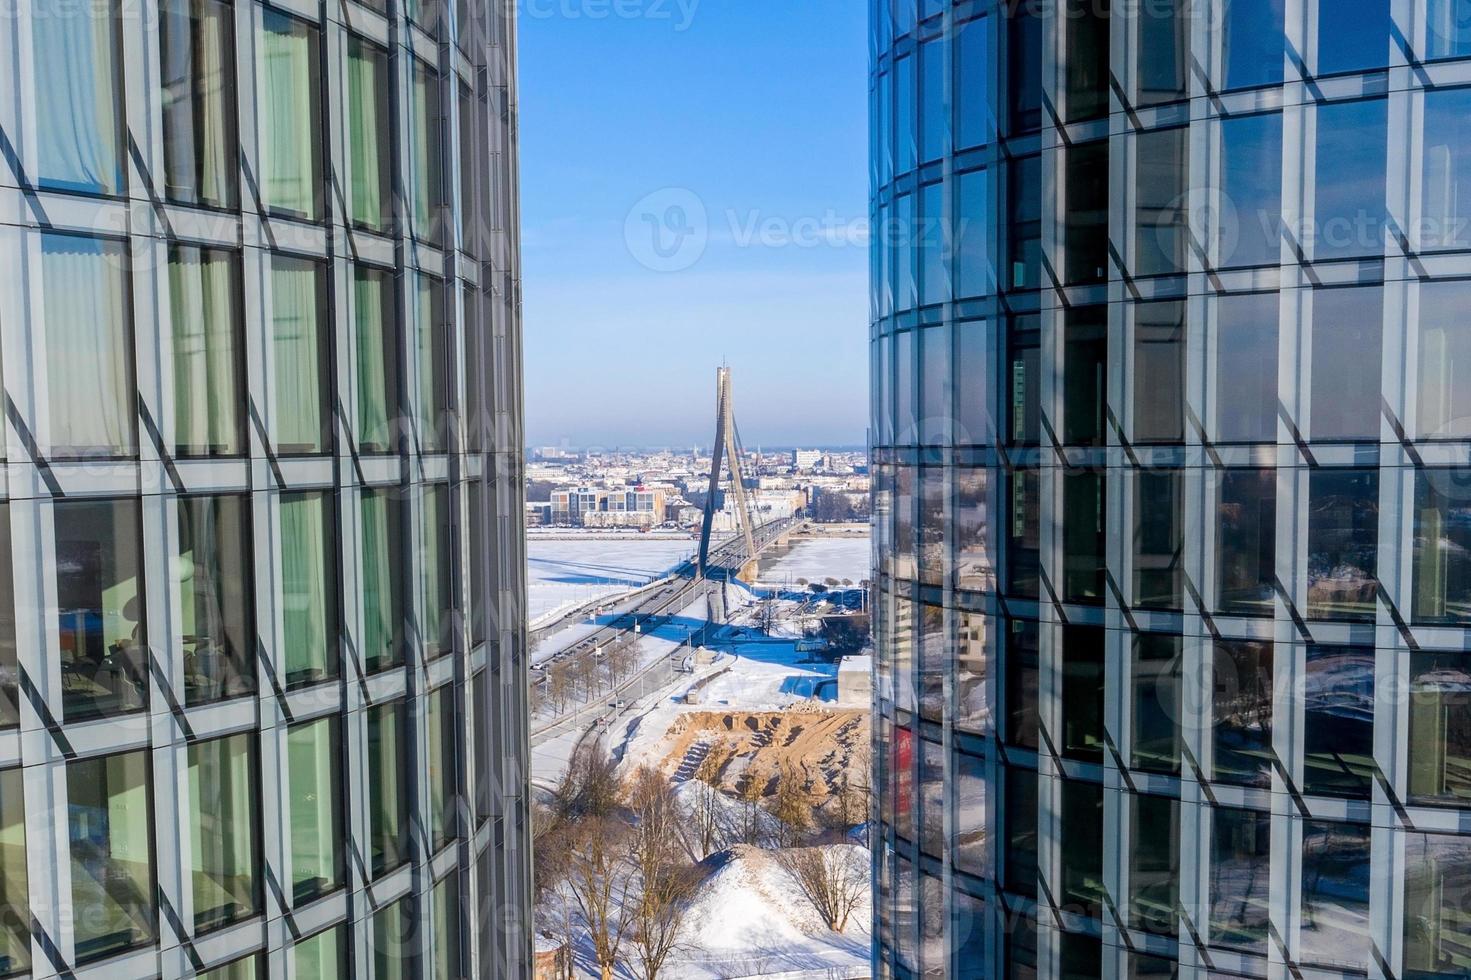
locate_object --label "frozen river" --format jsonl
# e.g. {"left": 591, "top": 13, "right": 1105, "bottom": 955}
{"left": 526, "top": 536, "right": 697, "bottom": 623}
{"left": 752, "top": 534, "right": 873, "bottom": 587}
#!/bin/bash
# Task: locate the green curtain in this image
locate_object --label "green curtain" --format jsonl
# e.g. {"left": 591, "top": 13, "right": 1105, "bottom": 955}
{"left": 360, "top": 490, "right": 398, "bottom": 671}
{"left": 346, "top": 40, "right": 386, "bottom": 229}
{"left": 42, "top": 235, "right": 133, "bottom": 456}
{"left": 286, "top": 719, "right": 339, "bottom": 900}
{"left": 280, "top": 492, "right": 330, "bottom": 683}
{"left": 427, "top": 687, "right": 451, "bottom": 844}
{"left": 411, "top": 63, "right": 438, "bottom": 237}
{"left": 188, "top": 733, "right": 257, "bottom": 930}
{"left": 171, "top": 247, "right": 241, "bottom": 455}
{"left": 432, "top": 875, "right": 460, "bottom": 979}
{"left": 416, "top": 275, "right": 440, "bottom": 449}
{"left": 367, "top": 703, "right": 405, "bottom": 873}
{"left": 270, "top": 257, "right": 323, "bottom": 453}
{"left": 259, "top": 10, "right": 317, "bottom": 217}
{"left": 0, "top": 768, "right": 29, "bottom": 974}
{"left": 373, "top": 900, "right": 411, "bottom": 980}
{"left": 292, "top": 926, "right": 344, "bottom": 980}
{"left": 421, "top": 485, "right": 446, "bottom": 657}
{"left": 355, "top": 269, "right": 392, "bottom": 450}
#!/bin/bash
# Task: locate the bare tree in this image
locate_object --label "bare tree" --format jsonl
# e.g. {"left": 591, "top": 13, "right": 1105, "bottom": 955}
{"left": 547, "top": 658, "right": 573, "bottom": 713}
{"left": 770, "top": 764, "right": 812, "bottom": 847}
{"left": 565, "top": 814, "right": 632, "bottom": 980}
{"left": 687, "top": 755, "right": 726, "bottom": 859}
{"left": 624, "top": 768, "right": 698, "bottom": 980}
{"left": 778, "top": 846, "right": 868, "bottom": 932}
{"left": 554, "top": 741, "right": 621, "bottom": 822}
{"left": 835, "top": 741, "right": 872, "bottom": 833}
{"left": 734, "top": 771, "right": 765, "bottom": 845}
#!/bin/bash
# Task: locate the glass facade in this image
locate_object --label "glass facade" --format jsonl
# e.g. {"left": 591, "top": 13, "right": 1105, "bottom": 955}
{"left": 0, "top": 0, "right": 532, "bottom": 973}
{"left": 870, "top": 1, "right": 1471, "bottom": 977}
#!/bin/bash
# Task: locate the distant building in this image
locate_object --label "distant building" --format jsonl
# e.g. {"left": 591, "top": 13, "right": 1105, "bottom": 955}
{"left": 550, "top": 486, "right": 667, "bottom": 528}
{"left": 793, "top": 448, "right": 823, "bottom": 470}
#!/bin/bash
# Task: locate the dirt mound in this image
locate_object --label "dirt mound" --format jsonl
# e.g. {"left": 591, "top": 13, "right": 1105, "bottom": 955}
{"left": 657, "top": 709, "right": 869, "bottom": 809}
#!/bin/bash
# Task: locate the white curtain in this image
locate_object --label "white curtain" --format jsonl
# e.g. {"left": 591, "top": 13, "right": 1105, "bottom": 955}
{"left": 162, "top": 0, "right": 232, "bottom": 204}
{"left": 33, "top": 0, "right": 121, "bottom": 193}
{"left": 171, "top": 247, "right": 240, "bottom": 454}
{"left": 270, "top": 257, "right": 323, "bottom": 453}
{"left": 411, "top": 64, "right": 439, "bottom": 237}
{"left": 42, "top": 235, "right": 132, "bottom": 456}
{"left": 259, "top": 11, "right": 317, "bottom": 216}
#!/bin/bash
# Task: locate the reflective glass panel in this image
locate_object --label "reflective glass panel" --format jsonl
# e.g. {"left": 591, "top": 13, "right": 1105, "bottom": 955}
{"left": 68, "top": 750, "right": 155, "bottom": 962}
{"left": 178, "top": 494, "right": 254, "bottom": 705}
{"left": 1408, "top": 651, "right": 1471, "bottom": 805}
{"left": 188, "top": 732, "right": 259, "bottom": 932}
{"left": 1214, "top": 292, "right": 1279, "bottom": 443}
{"left": 161, "top": 0, "right": 237, "bottom": 207}
{"left": 1209, "top": 806, "right": 1271, "bottom": 952}
{"left": 1303, "top": 646, "right": 1375, "bottom": 798}
{"left": 1219, "top": 113, "right": 1283, "bottom": 267}
{"left": 287, "top": 716, "right": 342, "bottom": 903}
{"left": 1213, "top": 639, "right": 1274, "bottom": 787}
{"left": 1306, "top": 469, "right": 1378, "bottom": 621}
{"left": 1216, "top": 468, "right": 1277, "bottom": 615}
{"left": 1301, "top": 821, "right": 1372, "bottom": 969}
{"left": 1310, "top": 286, "right": 1383, "bottom": 440}
{"left": 1413, "top": 469, "right": 1471, "bottom": 624}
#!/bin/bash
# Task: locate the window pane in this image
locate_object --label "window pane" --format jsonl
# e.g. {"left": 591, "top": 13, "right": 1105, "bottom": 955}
{"left": 170, "top": 245, "right": 244, "bottom": 457}
{"left": 0, "top": 509, "right": 19, "bottom": 731}
{"left": 1132, "top": 634, "right": 1181, "bottom": 774}
{"left": 258, "top": 9, "right": 322, "bottom": 218}
{"left": 428, "top": 685, "right": 458, "bottom": 849}
{"left": 346, "top": 37, "right": 391, "bottom": 230}
{"left": 1006, "top": 470, "right": 1040, "bottom": 598}
{"left": 1003, "top": 766, "right": 1037, "bottom": 898}
{"left": 1408, "top": 651, "right": 1471, "bottom": 805}
{"left": 1062, "top": 471, "right": 1105, "bottom": 603}
{"left": 1135, "top": 127, "right": 1188, "bottom": 276}
{"left": 1129, "top": 794, "right": 1179, "bottom": 935}
{"left": 1006, "top": 315, "right": 1040, "bottom": 445}
{"left": 1133, "top": 301, "right": 1184, "bottom": 443}
{"left": 1134, "top": 469, "right": 1183, "bottom": 609}
{"left": 896, "top": 54, "right": 916, "bottom": 173}
{"left": 1427, "top": 0, "right": 1471, "bottom": 59}
{"left": 200, "top": 955, "right": 262, "bottom": 980}
{"left": 1300, "top": 821, "right": 1372, "bottom": 969}
{"left": 280, "top": 491, "right": 338, "bottom": 686}
{"left": 955, "top": 17, "right": 990, "bottom": 149}
{"left": 1313, "top": 99, "right": 1387, "bottom": 261}
{"left": 920, "top": 38, "right": 944, "bottom": 163}
{"left": 919, "top": 183, "right": 946, "bottom": 307}
{"left": 1317, "top": 0, "right": 1389, "bottom": 74}
{"left": 459, "top": 84, "right": 477, "bottom": 248}
{"left": 1221, "top": 0, "right": 1285, "bottom": 90}
{"left": 0, "top": 767, "right": 29, "bottom": 976}
{"left": 270, "top": 256, "right": 329, "bottom": 454}
{"left": 895, "top": 194, "right": 917, "bottom": 313}
{"left": 1219, "top": 113, "right": 1283, "bottom": 267}
{"left": 41, "top": 234, "right": 137, "bottom": 458}
{"left": 161, "top": 0, "right": 237, "bottom": 207}
{"left": 955, "top": 610, "right": 991, "bottom": 731}
{"left": 1064, "top": 307, "right": 1106, "bottom": 446}
{"left": 1060, "top": 779, "right": 1104, "bottom": 917}
{"left": 411, "top": 61, "right": 444, "bottom": 241}
{"left": 1209, "top": 806, "right": 1271, "bottom": 952}
{"left": 293, "top": 925, "right": 347, "bottom": 979}
{"left": 33, "top": 0, "right": 123, "bottom": 194}
{"left": 373, "top": 897, "right": 413, "bottom": 980}
{"left": 954, "top": 321, "right": 990, "bottom": 445}
{"left": 919, "top": 324, "right": 948, "bottom": 444}
{"left": 1065, "top": 140, "right": 1109, "bottom": 285}
{"left": 422, "top": 484, "right": 455, "bottom": 659}
{"left": 1303, "top": 646, "right": 1375, "bottom": 798}
{"left": 179, "top": 494, "right": 255, "bottom": 705}
{"left": 919, "top": 467, "right": 945, "bottom": 591}
{"left": 1005, "top": 619, "right": 1039, "bottom": 748}
{"left": 1306, "top": 469, "right": 1379, "bottom": 621}
{"left": 920, "top": 736, "right": 943, "bottom": 856}
{"left": 355, "top": 266, "right": 398, "bottom": 453}
{"left": 1414, "top": 469, "right": 1471, "bottom": 623}
{"left": 472, "top": 670, "right": 490, "bottom": 819}
{"left": 56, "top": 498, "right": 148, "bottom": 722}
{"left": 1007, "top": 1, "right": 1041, "bottom": 133}
{"left": 1062, "top": 625, "right": 1104, "bottom": 761}
{"left": 1213, "top": 639, "right": 1274, "bottom": 787}
{"left": 953, "top": 751, "right": 988, "bottom": 876}
{"left": 1064, "top": 0, "right": 1109, "bottom": 122}
{"left": 1214, "top": 292, "right": 1279, "bottom": 443}
{"left": 1416, "top": 280, "right": 1471, "bottom": 439}
{"left": 367, "top": 700, "right": 409, "bottom": 875}
{"left": 1403, "top": 832, "right": 1471, "bottom": 975}
{"left": 1137, "top": 0, "right": 1187, "bottom": 104}
{"left": 1310, "top": 286, "right": 1383, "bottom": 440}
{"left": 1008, "top": 155, "right": 1042, "bottom": 289}
{"left": 362, "top": 489, "right": 406, "bottom": 673}
{"left": 956, "top": 171, "right": 991, "bottom": 299}
{"left": 954, "top": 466, "right": 993, "bottom": 594}
{"left": 1421, "top": 87, "right": 1471, "bottom": 252}
{"left": 287, "top": 717, "right": 342, "bottom": 903}
{"left": 68, "top": 750, "right": 155, "bottom": 962}
{"left": 953, "top": 890, "right": 986, "bottom": 978}
{"left": 188, "top": 732, "right": 259, "bottom": 932}
{"left": 467, "top": 482, "right": 486, "bottom": 648}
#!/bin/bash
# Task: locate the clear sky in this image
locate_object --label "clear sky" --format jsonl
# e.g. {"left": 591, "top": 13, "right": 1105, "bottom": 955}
{"left": 517, "top": 0, "right": 869, "bottom": 450}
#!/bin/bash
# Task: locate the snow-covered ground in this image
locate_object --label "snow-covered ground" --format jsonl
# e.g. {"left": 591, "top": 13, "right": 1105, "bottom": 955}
{"left": 753, "top": 536, "right": 872, "bottom": 588}
{"left": 527, "top": 536, "right": 698, "bottom": 622}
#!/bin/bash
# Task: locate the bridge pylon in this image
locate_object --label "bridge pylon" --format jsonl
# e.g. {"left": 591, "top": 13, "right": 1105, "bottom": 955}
{"left": 696, "top": 366, "right": 758, "bottom": 579}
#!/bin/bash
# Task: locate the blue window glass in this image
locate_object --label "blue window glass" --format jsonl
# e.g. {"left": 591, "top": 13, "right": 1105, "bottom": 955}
{"left": 1317, "top": 0, "right": 1390, "bottom": 74}
{"left": 1221, "top": 0, "right": 1285, "bottom": 90}
{"left": 955, "top": 16, "right": 990, "bottom": 150}
{"left": 1422, "top": 87, "right": 1471, "bottom": 252}
{"left": 1220, "top": 112, "right": 1283, "bottom": 268}
{"left": 1313, "top": 99, "right": 1387, "bottom": 261}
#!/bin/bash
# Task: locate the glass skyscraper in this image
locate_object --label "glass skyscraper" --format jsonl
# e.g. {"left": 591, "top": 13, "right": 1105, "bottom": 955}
{"left": 0, "top": 0, "right": 531, "bottom": 973}
{"left": 870, "top": 0, "right": 1471, "bottom": 977}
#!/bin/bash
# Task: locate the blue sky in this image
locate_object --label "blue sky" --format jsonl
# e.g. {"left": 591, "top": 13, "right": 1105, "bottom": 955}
{"left": 518, "top": 0, "right": 869, "bottom": 449}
